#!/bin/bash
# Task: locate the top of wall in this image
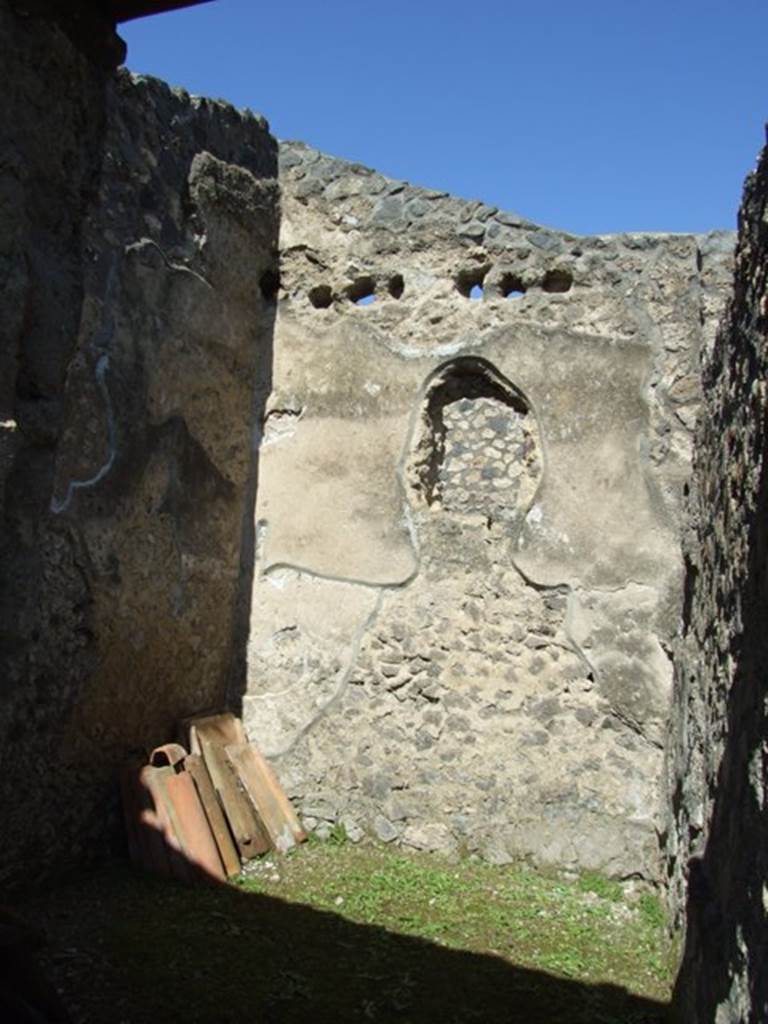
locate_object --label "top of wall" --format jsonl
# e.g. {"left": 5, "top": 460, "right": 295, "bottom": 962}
{"left": 276, "top": 139, "right": 736, "bottom": 379}
{"left": 279, "top": 139, "right": 735, "bottom": 257}
{"left": 110, "top": 0, "right": 212, "bottom": 21}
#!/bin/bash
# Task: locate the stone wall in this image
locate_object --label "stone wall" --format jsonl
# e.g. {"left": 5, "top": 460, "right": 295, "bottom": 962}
{"left": 666, "top": 137, "right": 768, "bottom": 1020}
{"left": 0, "top": 1, "right": 278, "bottom": 882}
{"left": 242, "top": 142, "right": 733, "bottom": 878}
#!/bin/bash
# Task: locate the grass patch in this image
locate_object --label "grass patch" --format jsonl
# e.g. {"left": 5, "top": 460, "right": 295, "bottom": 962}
{"left": 12, "top": 844, "right": 675, "bottom": 1023}
{"left": 237, "top": 846, "right": 673, "bottom": 990}
{"left": 577, "top": 870, "right": 624, "bottom": 902}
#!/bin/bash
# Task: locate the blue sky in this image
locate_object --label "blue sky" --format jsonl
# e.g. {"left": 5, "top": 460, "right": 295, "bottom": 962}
{"left": 122, "top": 0, "right": 767, "bottom": 235}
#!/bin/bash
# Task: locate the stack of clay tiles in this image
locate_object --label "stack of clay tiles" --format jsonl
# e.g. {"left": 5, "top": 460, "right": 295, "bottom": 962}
{"left": 121, "top": 713, "right": 306, "bottom": 883}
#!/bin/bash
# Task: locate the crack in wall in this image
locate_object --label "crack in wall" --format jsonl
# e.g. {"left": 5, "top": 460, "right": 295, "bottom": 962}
{"left": 51, "top": 353, "right": 116, "bottom": 514}
{"left": 51, "top": 254, "right": 121, "bottom": 515}
{"left": 268, "top": 587, "right": 385, "bottom": 759}
{"left": 124, "top": 237, "right": 213, "bottom": 290}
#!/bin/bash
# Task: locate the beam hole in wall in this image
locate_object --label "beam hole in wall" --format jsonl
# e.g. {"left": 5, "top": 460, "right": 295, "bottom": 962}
{"left": 388, "top": 274, "right": 405, "bottom": 299}
{"left": 542, "top": 269, "right": 573, "bottom": 293}
{"left": 408, "top": 358, "right": 542, "bottom": 529}
{"left": 456, "top": 266, "right": 490, "bottom": 299}
{"left": 347, "top": 276, "right": 376, "bottom": 305}
{"left": 259, "top": 268, "right": 280, "bottom": 302}
{"left": 499, "top": 273, "right": 527, "bottom": 300}
{"left": 309, "top": 284, "right": 333, "bottom": 309}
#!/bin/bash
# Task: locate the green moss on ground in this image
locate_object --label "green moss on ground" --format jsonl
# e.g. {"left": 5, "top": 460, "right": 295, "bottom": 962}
{"left": 14, "top": 844, "right": 675, "bottom": 1023}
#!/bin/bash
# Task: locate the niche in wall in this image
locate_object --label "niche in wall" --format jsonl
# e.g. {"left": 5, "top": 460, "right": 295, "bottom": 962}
{"left": 408, "top": 358, "right": 542, "bottom": 528}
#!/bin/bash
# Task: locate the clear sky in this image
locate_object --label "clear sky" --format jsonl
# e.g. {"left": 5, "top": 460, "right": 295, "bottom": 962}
{"left": 122, "top": 0, "right": 767, "bottom": 236}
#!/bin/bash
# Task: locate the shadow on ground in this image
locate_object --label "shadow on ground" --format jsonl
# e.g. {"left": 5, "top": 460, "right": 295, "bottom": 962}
{"left": 9, "top": 860, "right": 668, "bottom": 1024}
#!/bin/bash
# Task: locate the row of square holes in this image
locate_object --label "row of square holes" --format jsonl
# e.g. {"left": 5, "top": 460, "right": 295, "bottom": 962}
{"left": 305, "top": 269, "right": 573, "bottom": 308}
{"left": 457, "top": 267, "right": 573, "bottom": 299}
{"left": 309, "top": 275, "right": 402, "bottom": 309}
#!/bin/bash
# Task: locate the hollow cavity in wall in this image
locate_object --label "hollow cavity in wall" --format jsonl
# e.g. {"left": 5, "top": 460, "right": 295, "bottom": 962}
{"left": 408, "top": 357, "right": 542, "bottom": 530}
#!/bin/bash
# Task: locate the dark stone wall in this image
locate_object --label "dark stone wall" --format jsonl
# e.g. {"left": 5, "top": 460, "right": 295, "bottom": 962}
{"left": 666, "top": 135, "right": 768, "bottom": 1022}
{"left": 0, "top": 1, "right": 278, "bottom": 883}
{"left": 0, "top": 0, "right": 111, "bottom": 880}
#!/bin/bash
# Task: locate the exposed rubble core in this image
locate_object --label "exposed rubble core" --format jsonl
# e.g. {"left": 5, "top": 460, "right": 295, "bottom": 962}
{"left": 243, "top": 142, "right": 734, "bottom": 878}
{"left": 666, "top": 138, "right": 768, "bottom": 1022}
{"left": 408, "top": 358, "right": 541, "bottom": 525}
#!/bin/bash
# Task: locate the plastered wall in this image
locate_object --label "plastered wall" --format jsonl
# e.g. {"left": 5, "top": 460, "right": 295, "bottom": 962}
{"left": 243, "top": 142, "right": 733, "bottom": 877}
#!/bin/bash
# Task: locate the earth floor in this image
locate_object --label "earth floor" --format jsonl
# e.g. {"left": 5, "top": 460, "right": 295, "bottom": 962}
{"left": 9, "top": 840, "right": 675, "bottom": 1023}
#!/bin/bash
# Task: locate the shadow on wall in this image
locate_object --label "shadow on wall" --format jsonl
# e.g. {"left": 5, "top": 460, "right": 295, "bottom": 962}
{"left": 227, "top": 275, "right": 277, "bottom": 720}
{"left": 0, "top": 4, "right": 281, "bottom": 885}
{"left": 672, "top": 418, "right": 768, "bottom": 1020}
{"left": 670, "top": 143, "right": 768, "bottom": 1023}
